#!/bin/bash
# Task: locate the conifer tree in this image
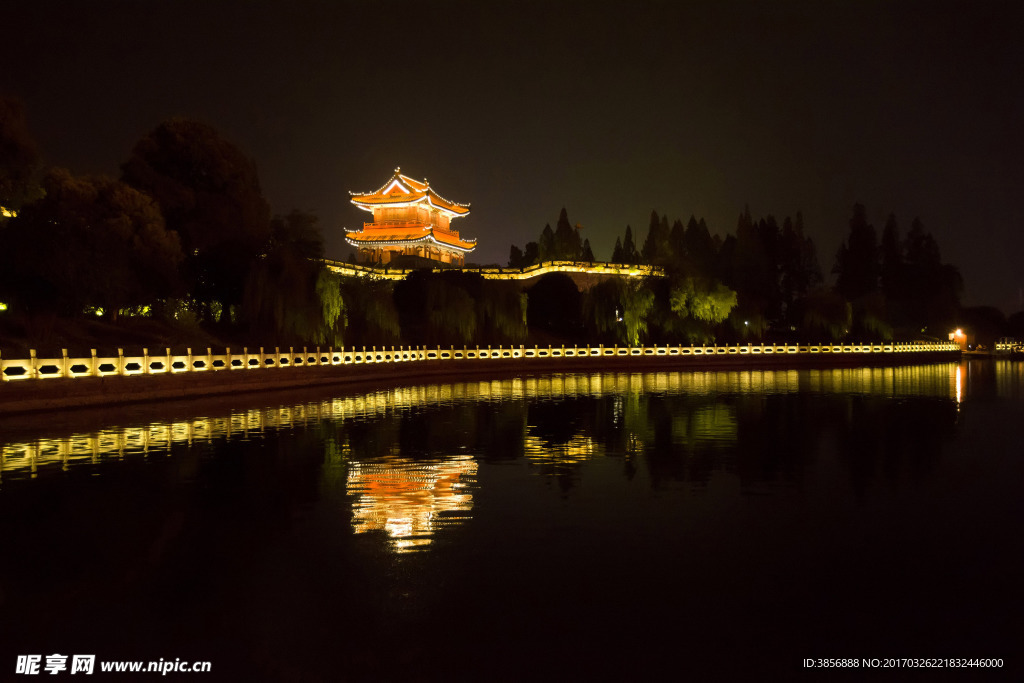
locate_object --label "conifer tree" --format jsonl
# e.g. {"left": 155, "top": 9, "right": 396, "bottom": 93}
{"left": 581, "top": 238, "right": 595, "bottom": 262}
{"left": 553, "top": 207, "right": 581, "bottom": 260}
{"left": 538, "top": 224, "right": 555, "bottom": 261}
{"left": 611, "top": 236, "right": 624, "bottom": 263}
{"left": 622, "top": 225, "right": 638, "bottom": 264}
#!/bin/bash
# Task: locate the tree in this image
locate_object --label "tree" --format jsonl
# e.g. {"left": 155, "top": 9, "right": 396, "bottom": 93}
{"left": 726, "top": 210, "right": 780, "bottom": 328}
{"left": 527, "top": 272, "right": 582, "bottom": 339}
{"left": 621, "top": 225, "right": 638, "bottom": 264}
{"left": 584, "top": 278, "right": 655, "bottom": 346}
{"left": 122, "top": 119, "right": 272, "bottom": 317}
{"left": 0, "top": 97, "right": 41, "bottom": 215}
{"left": 900, "top": 217, "right": 962, "bottom": 333}
{"left": 394, "top": 271, "right": 481, "bottom": 346}
{"left": 581, "top": 238, "right": 595, "bottom": 262}
{"left": 478, "top": 280, "right": 527, "bottom": 344}
{"left": 538, "top": 224, "right": 555, "bottom": 261}
{"left": 522, "top": 241, "right": 540, "bottom": 266}
{"left": 779, "top": 212, "right": 822, "bottom": 320}
{"left": 553, "top": 207, "right": 581, "bottom": 260}
{"left": 611, "top": 237, "right": 624, "bottom": 263}
{"left": 0, "top": 168, "right": 183, "bottom": 319}
{"left": 242, "top": 210, "right": 333, "bottom": 343}
{"left": 834, "top": 203, "right": 879, "bottom": 301}
{"left": 341, "top": 278, "right": 400, "bottom": 346}
{"left": 670, "top": 277, "right": 738, "bottom": 325}
{"left": 508, "top": 244, "right": 525, "bottom": 268}
{"left": 619, "top": 279, "right": 655, "bottom": 346}
{"left": 641, "top": 210, "right": 671, "bottom": 264}
{"left": 684, "top": 216, "right": 717, "bottom": 279}
{"left": 798, "top": 288, "right": 852, "bottom": 341}
{"left": 880, "top": 213, "right": 903, "bottom": 301}
{"left": 669, "top": 218, "right": 687, "bottom": 267}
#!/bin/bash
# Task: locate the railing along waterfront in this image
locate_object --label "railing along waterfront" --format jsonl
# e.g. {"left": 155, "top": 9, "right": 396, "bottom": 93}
{"left": 0, "top": 341, "right": 959, "bottom": 382}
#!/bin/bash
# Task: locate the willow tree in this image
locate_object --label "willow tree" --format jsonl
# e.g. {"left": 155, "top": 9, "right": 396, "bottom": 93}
{"left": 669, "top": 277, "right": 737, "bottom": 326}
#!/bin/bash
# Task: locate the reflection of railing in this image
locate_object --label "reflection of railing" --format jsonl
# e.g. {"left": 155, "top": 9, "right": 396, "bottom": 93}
{"left": 0, "top": 366, "right": 960, "bottom": 479}
{"left": 0, "top": 341, "right": 961, "bottom": 382}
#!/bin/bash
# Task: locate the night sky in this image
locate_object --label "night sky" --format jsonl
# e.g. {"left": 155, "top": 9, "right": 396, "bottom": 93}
{"left": 3, "top": 0, "right": 1022, "bottom": 311}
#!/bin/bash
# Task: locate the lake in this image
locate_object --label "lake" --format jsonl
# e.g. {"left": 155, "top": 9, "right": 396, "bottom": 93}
{"left": 0, "top": 361, "right": 1019, "bottom": 680}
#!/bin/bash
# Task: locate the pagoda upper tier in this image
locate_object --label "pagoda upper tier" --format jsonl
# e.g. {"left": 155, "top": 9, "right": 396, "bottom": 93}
{"left": 345, "top": 168, "right": 475, "bottom": 266}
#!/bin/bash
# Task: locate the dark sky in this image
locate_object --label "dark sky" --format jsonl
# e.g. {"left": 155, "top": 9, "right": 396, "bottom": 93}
{"left": 3, "top": 0, "right": 1023, "bottom": 311}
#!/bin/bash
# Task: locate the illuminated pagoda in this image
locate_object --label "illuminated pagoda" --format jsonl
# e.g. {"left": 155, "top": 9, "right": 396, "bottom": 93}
{"left": 345, "top": 168, "right": 475, "bottom": 266}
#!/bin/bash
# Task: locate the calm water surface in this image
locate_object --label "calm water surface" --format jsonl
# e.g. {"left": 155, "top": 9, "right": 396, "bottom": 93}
{"left": 0, "top": 362, "right": 1020, "bottom": 680}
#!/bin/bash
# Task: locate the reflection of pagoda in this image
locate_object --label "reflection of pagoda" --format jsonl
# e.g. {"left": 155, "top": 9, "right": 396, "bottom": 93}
{"left": 347, "top": 456, "right": 477, "bottom": 553}
{"left": 345, "top": 168, "right": 476, "bottom": 266}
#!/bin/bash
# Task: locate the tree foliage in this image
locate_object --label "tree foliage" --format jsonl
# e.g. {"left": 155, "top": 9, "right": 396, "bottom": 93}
{"left": 340, "top": 278, "right": 400, "bottom": 347}
{"left": 833, "top": 203, "right": 879, "bottom": 302}
{"left": 242, "top": 211, "right": 333, "bottom": 343}
{"left": 0, "top": 168, "right": 182, "bottom": 318}
{"left": 0, "top": 97, "right": 41, "bottom": 214}
{"left": 122, "top": 119, "right": 272, "bottom": 314}
{"left": 670, "top": 277, "right": 737, "bottom": 325}
{"left": 527, "top": 272, "right": 582, "bottom": 339}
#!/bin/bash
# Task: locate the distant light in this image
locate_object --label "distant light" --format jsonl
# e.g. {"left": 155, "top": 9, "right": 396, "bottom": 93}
{"left": 0, "top": 302, "right": 7, "bottom": 312}
{"left": 744, "top": 320, "right": 749, "bottom": 326}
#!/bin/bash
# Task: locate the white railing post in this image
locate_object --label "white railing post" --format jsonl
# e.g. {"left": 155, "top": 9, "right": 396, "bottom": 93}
{"left": 187, "top": 347, "right": 193, "bottom": 373}
{"left": 117, "top": 348, "right": 125, "bottom": 376}
{"left": 143, "top": 347, "right": 150, "bottom": 374}
{"left": 61, "top": 348, "right": 69, "bottom": 378}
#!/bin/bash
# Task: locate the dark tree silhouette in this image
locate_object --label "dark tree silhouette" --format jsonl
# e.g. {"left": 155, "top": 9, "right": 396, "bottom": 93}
{"left": 508, "top": 244, "right": 525, "bottom": 268}
{"left": 581, "top": 238, "right": 595, "bottom": 262}
{"left": 641, "top": 210, "right": 671, "bottom": 265}
{"left": 122, "top": 118, "right": 272, "bottom": 319}
{"left": 243, "top": 210, "right": 338, "bottom": 344}
{"left": 527, "top": 272, "right": 582, "bottom": 340}
{"left": 538, "top": 224, "right": 555, "bottom": 260}
{"left": 1, "top": 168, "right": 182, "bottom": 319}
{"left": 834, "top": 203, "right": 880, "bottom": 302}
{"left": 553, "top": 207, "right": 582, "bottom": 260}
{"left": 0, "top": 97, "right": 41, "bottom": 214}
{"left": 621, "top": 225, "right": 639, "bottom": 264}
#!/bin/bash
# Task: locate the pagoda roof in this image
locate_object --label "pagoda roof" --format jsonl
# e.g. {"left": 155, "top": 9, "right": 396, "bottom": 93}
{"left": 350, "top": 168, "right": 471, "bottom": 218}
{"left": 344, "top": 224, "right": 476, "bottom": 253}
